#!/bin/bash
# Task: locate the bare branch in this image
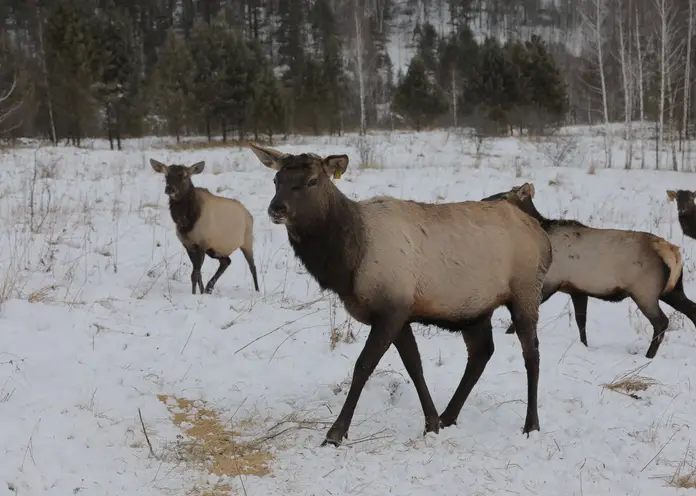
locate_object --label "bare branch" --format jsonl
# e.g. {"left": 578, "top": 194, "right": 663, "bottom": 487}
{"left": 0, "top": 75, "right": 22, "bottom": 134}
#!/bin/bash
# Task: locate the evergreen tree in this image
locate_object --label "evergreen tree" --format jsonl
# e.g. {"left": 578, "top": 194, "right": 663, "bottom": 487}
{"left": 189, "top": 19, "right": 228, "bottom": 140}
{"left": 413, "top": 22, "right": 439, "bottom": 75}
{"left": 468, "top": 37, "right": 519, "bottom": 135}
{"left": 392, "top": 55, "right": 448, "bottom": 131}
{"left": 310, "top": 0, "right": 349, "bottom": 135}
{"left": 437, "top": 25, "right": 478, "bottom": 126}
{"left": 44, "top": 0, "right": 100, "bottom": 144}
{"left": 151, "top": 28, "right": 196, "bottom": 142}
{"left": 250, "top": 63, "right": 287, "bottom": 143}
{"left": 92, "top": 9, "right": 136, "bottom": 150}
{"left": 524, "top": 35, "right": 568, "bottom": 132}
{"left": 216, "top": 25, "right": 253, "bottom": 141}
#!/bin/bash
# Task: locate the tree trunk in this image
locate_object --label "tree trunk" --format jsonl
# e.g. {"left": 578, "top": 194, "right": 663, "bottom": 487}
{"left": 682, "top": 0, "right": 694, "bottom": 169}
{"left": 617, "top": 0, "right": 632, "bottom": 169}
{"left": 635, "top": 10, "right": 647, "bottom": 169}
{"left": 34, "top": 1, "right": 57, "bottom": 145}
{"left": 354, "top": 1, "right": 366, "bottom": 136}
{"left": 595, "top": 0, "right": 611, "bottom": 168}
{"left": 657, "top": 0, "right": 667, "bottom": 169}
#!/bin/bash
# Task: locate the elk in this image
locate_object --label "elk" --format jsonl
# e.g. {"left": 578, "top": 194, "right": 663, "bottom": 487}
{"left": 248, "top": 143, "right": 553, "bottom": 447}
{"left": 483, "top": 183, "right": 696, "bottom": 359}
{"left": 150, "top": 159, "right": 259, "bottom": 295}
{"left": 666, "top": 190, "right": 696, "bottom": 239}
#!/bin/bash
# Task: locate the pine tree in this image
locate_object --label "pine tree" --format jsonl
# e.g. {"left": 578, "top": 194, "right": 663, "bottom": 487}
{"left": 250, "top": 64, "right": 287, "bottom": 143}
{"left": 392, "top": 55, "right": 448, "bottom": 131}
{"left": 504, "top": 39, "right": 532, "bottom": 134}
{"left": 189, "top": 19, "right": 228, "bottom": 140}
{"left": 92, "top": 9, "right": 136, "bottom": 150}
{"left": 216, "top": 25, "right": 252, "bottom": 141}
{"left": 524, "top": 35, "right": 568, "bottom": 132}
{"left": 468, "top": 37, "right": 519, "bottom": 135}
{"left": 437, "top": 25, "right": 478, "bottom": 126}
{"left": 44, "top": 0, "right": 101, "bottom": 145}
{"left": 311, "top": 0, "right": 349, "bottom": 135}
{"left": 151, "top": 28, "right": 195, "bottom": 142}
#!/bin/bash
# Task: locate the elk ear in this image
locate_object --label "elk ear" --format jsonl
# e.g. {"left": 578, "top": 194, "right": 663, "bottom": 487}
{"left": 323, "top": 154, "right": 349, "bottom": 179}
{"left": 150, "top": 159, "right": 168, "bottom": 174}
{"left": 666, "top": 190, "right": 677, "bottom": 201}
{"left": 189, "top": 161, "right": 205, "bottom": 175}
{"left": 517, "top": 183, "right": 535, "bottom": 200}
{"left": 248, "top": 142, "right": 284, "bottom": 171}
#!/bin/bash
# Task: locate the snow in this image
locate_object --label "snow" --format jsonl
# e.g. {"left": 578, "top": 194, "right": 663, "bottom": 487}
{"left": 2, "top": 127, "right": 696, "bottom": 495}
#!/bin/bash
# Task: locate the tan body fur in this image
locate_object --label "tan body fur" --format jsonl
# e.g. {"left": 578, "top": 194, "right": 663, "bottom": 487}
{"left": 546, "top": 225, "right": 682, "bottom": 299}
{"left": 342, "top": 197, "right": 551, "bottom": 326}
{"left": 177, "top": 188, "right": 255, "bottom": 259}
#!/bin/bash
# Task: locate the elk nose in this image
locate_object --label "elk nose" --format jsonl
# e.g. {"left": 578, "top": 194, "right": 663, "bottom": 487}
{"left": 268, "top": 202, "right": 288, "bottom": 218}
{"left": 165, "top": 185, "right": 174, "bottom": 195}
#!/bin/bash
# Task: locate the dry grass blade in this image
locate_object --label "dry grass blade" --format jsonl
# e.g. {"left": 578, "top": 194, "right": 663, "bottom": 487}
{"left": 602, "top": 362, "right": 658, "bottom": 399}
{"left": 166, "top": 140, "right": 248, "bottom": 151}
{"left": 27, "top": 284, "right": 55, "bottom": 303}
{"left": 662, "top": 441, "right": 696, "bottom": 489}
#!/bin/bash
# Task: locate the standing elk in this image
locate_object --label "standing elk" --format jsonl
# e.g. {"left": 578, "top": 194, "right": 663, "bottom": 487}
{"left": 483, "top": 183, "right": 696, "bottom": 358}
{"left": 150, "top": 159, "right": 260, "bottom": 295}
{"left": 248, "top": 143, "right": 553, "bottom": 447}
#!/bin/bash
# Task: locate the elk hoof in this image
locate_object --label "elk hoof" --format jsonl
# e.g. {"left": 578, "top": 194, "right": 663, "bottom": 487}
{"left": 322, "top": 426, "right": 347, "bottom": 447}
{"left": 522, "top": 420, "right": 540, "bottom": 436}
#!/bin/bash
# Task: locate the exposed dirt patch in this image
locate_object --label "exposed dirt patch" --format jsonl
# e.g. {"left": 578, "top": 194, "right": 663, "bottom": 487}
{"left": 157, "top": 394, "right": 273, "bottom": 487}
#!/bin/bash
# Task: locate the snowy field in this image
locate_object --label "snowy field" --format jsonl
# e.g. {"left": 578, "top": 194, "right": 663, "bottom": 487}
{"left": 2, "top": 127, "right": 696, "bottom": 495}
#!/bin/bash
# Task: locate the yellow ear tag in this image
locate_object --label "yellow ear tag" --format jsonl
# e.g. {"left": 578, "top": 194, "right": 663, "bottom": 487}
{"left": 333, "top": 171, "right": 342, "bottom": 179}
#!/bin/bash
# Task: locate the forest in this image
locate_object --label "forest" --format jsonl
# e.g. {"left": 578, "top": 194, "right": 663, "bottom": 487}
{"left": 0, "top": 0, "right": 694, "bottom": 169}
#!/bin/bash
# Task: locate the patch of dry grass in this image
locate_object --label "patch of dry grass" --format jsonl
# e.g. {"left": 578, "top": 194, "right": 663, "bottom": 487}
{"left": 669, "top": 468, "right": 696, "bottom": 489}
{"left": 659, "top": 444, "right": 696, "bottom": 489}
{"left": 166, "top": 140, "right": 250, "bottom": 151}
{"left": 157, "top": 394, "right": 273, "bottom": 482}
{"left": 602, "top": 363, "right": 658, "bottom": 399}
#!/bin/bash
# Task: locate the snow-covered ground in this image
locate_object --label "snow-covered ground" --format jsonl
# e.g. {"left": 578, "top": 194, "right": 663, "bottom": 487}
{"left": 2, "top": 128, "right": 696, "bottom": 495}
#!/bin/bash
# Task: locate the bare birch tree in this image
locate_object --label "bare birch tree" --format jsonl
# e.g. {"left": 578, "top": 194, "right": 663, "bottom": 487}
{"left": 634, "top": 11, "right": 650, "bottom": 169}
{"left": 353, "top": 0, "right": 367, "bottom": 136}
{"left": 653, "top": 0, "right": 685, "bottom": 170}
{"left": 681, "top": 0, "right": 694, "bottom": 169}
{"left": 616, "top": 0, "right": 633, "bottom": 169}
{"left": 0, "top": 77, "right": 22, "bottom": 134}
{"left": 580, "top": 0, "right": 612, "bottom": 168}
{"left": 33, "top": 0, "right": 56, "bottom": 144}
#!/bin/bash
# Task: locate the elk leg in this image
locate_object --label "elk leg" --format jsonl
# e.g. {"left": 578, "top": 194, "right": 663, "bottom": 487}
{"left": 439, "top": 313, "right": 494, "bottom": 428}
{"left": 204, "top": 251, "right": 231, "bottom": 294}
{"left": 660, "top": 275, "right": 696, "bottom": 329}
{"left": 186, "top": 247, "right": 205, "bottom": 294}
{"left": 240, "top": 246, "right": 260, "bottom": 292}
{"left": 509, "top": 301, "right": 541, "bottom": 435}
{"left": 393, "top": 323, "right": 439, "bottom": 435}
{"left": 569, "top": 293, "right": 589, "bottom": 346}
{"left": 633, "top": 295, "right": 669, "bottom": 359}
{"left": 322, "top": 309, "right": 407, "bottom": 447}
{"left": 506, "top": 284, "right": 557, "bottom": 334}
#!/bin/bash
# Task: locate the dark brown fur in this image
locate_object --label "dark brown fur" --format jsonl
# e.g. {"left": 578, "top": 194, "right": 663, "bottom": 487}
{"left": 249, "top": 143, "right": 552, "bottom": 447}
{"left": 484, "top": 183, "right": 696, "bottom": 359}
{"left": 666, "top": 189, "right": 696, "bottom": 240}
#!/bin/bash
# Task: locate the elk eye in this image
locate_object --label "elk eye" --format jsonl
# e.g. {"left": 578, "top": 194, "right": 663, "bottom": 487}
{"left": 307, "top": 178, "right": 318, "bottom": 187}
